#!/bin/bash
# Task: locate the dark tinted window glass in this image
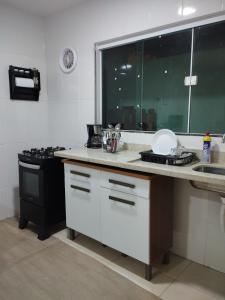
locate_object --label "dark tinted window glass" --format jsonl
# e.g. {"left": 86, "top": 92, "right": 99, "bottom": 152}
{"left": 142, "top": 30, "right": 192, "bottom": 132}
{"left": 102, "top": 43, "right": 142, "bottom": 130}
{"left": 190, "top": 21, "right": 225, "bottom": 134}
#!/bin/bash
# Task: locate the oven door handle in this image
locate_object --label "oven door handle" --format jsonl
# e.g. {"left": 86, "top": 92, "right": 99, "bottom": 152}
{"left": 19, "top": 161, "right": 40, "bottom": 170}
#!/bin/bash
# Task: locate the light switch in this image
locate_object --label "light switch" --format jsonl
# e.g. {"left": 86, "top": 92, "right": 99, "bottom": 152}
{"left": 191, "top": 75, "right": 198, "bottom": 85}
{"left": 184, "top": 76, "right": 191, "bottom": 86}
{"left": 184, "top": 75, "right": 198, "bottom": 86}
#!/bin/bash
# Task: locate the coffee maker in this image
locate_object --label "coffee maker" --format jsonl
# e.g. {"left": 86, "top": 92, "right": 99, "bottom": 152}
{"left": 86, "top": 124, "right": 102, "bottom": 148}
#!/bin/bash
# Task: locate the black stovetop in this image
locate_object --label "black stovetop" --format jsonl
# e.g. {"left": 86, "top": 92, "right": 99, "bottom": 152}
{"left": 18, "top": 146, "right": 65, "bottom": 165}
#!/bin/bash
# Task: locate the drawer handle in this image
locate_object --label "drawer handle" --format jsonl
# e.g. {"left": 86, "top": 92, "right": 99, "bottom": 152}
{"left": 109, "top": 196, "right": 135, "bottom": 206}
{"left": 71, "top": 185, "right": 90, "bottom": 193}
{"left": 109, "top": 179, "right": 135, "bottom": 189}
{"left": 70, "top": 170, "right": 90, "bottom": 178}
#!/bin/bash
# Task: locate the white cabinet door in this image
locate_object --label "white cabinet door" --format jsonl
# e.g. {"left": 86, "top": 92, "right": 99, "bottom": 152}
{"left": 65, "top": 163, "right": 101, "bottom": 241}
{"left": 100, "top": 188, "right": 150, "bottom": 264}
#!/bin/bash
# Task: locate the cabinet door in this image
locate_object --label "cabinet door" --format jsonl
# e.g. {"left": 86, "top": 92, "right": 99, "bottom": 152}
{"left": 100, "top": 188, "right": 150, "bottom": 264}
{"left": 64, "top": 164, "right": 101, "bottom": 241}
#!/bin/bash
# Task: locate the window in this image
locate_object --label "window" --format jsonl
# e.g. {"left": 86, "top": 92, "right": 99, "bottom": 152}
{"left": 142, "top": 30, "right": 191, "bottom": 132}
{"left": 102, "top": 42, "right": 142, "bottom": 130}
{"left": 100, "top": 20, "right": 225, "bottom": 134}
{"left": 190, "top": 22, "right": 225, "bottom": 134}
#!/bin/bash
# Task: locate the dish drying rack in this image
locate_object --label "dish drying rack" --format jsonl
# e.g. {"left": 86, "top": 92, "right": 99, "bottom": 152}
{"left": 139, "top": 150, "right": 196, "bottom": 166}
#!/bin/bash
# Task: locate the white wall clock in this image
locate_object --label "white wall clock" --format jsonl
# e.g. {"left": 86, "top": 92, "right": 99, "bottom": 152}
{"left": 59, "top": 47, "right": 77, "bottom": 73}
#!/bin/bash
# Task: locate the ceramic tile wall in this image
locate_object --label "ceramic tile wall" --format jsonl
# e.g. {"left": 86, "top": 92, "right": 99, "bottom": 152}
{"left": 46, "top": 0, "right": 225, "bottom": 148}
{"left": 0, "top": 4, "right": 49, "bottom": 219}
{"left": 45, "top": 0, "right": 225, "bottom": 273}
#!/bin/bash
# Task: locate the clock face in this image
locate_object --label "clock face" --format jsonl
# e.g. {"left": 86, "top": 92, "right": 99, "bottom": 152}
{"left": 59, "top": 47, "right": 77, "bottom": 73}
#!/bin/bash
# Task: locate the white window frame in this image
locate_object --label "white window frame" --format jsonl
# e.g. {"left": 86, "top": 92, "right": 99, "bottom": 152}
{"left": 95, "top": 12, "right": 225, "bottom": 135}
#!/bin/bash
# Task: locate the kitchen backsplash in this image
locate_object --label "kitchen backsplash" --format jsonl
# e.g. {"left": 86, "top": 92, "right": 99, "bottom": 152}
{"left": 121, "top": 132, "right": 225, "bottom": 152}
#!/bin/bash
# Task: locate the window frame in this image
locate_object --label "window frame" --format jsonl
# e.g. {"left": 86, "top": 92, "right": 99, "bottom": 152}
{"left": 95, "top": 13, "right": 225, "bottom": 136}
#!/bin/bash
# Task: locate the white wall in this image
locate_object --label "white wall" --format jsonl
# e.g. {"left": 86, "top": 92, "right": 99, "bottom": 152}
{"left": 45, "top": 0, "right": 225, "bottom": 273}
{"left": 45, "top": 0, "right": 225, "bottom": 148}
{"left": 0, "top": 4, "right": 49, "bottom": 219}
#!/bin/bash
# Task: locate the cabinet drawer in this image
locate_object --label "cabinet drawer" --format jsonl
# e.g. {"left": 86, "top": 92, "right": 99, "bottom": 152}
{"left": 100, "top": 188, "right": 150, "bottom": 264}
{"left": 65, "top": 164, "right": 94, "bottom": 192}
{"left": 64, "top": 163, "right": 101, "bottom": 241}
{"left": 66, "top": 163, "right": 93, "bottom": 183}
{"left": 100, "top": 171, "right": 150, "bottom": 198}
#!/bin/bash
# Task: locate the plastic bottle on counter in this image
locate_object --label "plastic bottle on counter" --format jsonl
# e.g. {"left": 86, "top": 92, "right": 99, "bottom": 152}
{"left": 202, "top": 132, "right": 211, "bottom": 163}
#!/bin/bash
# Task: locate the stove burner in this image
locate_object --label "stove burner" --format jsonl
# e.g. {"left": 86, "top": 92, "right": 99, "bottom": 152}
{"left": 22, "top": 147, "right": 65, "bottom": 159}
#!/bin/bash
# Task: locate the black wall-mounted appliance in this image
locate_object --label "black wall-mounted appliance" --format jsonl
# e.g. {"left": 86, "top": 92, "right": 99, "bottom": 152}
{"left": 86, "top": 124, "right": 102, "bottom": 148}
{"left": 18, "top": 147, "right": 65, "bottom": 240}
{"left": 9, "top": 65, "right": 41, "bottom": 101}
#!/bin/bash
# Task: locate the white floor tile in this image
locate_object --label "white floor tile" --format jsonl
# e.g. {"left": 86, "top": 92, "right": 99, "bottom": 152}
{"left": 153, "top": 253, "right": 191, "bottom": 279}
{"left": 161, "top": 280, "right": 219, "bottom": 300}
{"left": 183, "top": 263, "right": 225, "bottom": 298}
{"left": 163, "top": 263, "right": 225, "bottom": 300}
{"left": 54, "top": 230, "right": 225, "bottom": 300}
{"left": 54, "top": 229, "right": 173, "bottom": 296}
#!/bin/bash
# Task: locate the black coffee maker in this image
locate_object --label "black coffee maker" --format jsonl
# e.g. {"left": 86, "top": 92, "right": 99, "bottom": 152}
{"left": 86, "top": 124, "right": 102, "bottom": 148}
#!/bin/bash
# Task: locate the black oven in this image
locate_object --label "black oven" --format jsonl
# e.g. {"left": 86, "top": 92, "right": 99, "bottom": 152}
{"left": 19, "top": 161, "right": 44, "bottom": 206}
{"left": 18, "top": 147, "right": 65, "bottom": 240}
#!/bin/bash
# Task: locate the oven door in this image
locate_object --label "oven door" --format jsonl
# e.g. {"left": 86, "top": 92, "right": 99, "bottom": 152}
{"left": 19, "top": 161, "right": 44, "bottom": 206}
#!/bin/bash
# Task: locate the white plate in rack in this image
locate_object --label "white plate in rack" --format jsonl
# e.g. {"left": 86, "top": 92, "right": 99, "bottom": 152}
{"left": 152, "top": 129, "right": 177, "bottom": 155}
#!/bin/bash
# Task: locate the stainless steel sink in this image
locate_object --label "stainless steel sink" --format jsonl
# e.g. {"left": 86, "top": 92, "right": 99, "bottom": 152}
{"left": 193, "top": 165, "right": 225, "bottom": 176}
{"left": 191, "top": 165, "right": 225, "bottom": 196}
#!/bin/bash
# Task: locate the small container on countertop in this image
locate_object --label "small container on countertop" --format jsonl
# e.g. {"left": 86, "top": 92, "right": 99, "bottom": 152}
{"left": 202, "top": 132, "right": 212, "bottom": 163}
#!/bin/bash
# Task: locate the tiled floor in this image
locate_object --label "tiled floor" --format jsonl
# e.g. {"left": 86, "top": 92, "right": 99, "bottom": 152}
{"left": 55, "top": 229, "right": 225, "bottom": 300}
{"left": 1, "top": 218, "right": 225, "bottom": 300}
{"left": 0, "top": 218, "right": 159, "bottom": 300}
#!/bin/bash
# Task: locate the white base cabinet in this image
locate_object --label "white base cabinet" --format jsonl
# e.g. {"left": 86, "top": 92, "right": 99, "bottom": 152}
{"left": 64, "top": 160, "right": 173, "bottom": 280}
{"left": 65, "top": 163, "right": 101, "bottom": 241}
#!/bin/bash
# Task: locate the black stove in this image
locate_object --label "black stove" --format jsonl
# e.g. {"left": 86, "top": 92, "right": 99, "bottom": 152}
{"left": 18, "top": 146, "right": 66, "bottom": 240}
{"left": 18, "top": 146, "right": 66, "bottom": 167}
{"left": 20, "top": 146, "right": 65, "bottom": 160}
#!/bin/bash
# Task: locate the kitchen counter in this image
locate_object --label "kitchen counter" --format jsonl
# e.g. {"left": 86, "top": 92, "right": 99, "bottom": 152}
{"left": 55, "top": 148, "right": 225, "bottom": 186}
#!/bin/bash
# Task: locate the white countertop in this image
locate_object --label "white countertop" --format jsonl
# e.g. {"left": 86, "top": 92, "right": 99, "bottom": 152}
{"left": 55, "top": 148, "right": 225, "bottom": 185}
